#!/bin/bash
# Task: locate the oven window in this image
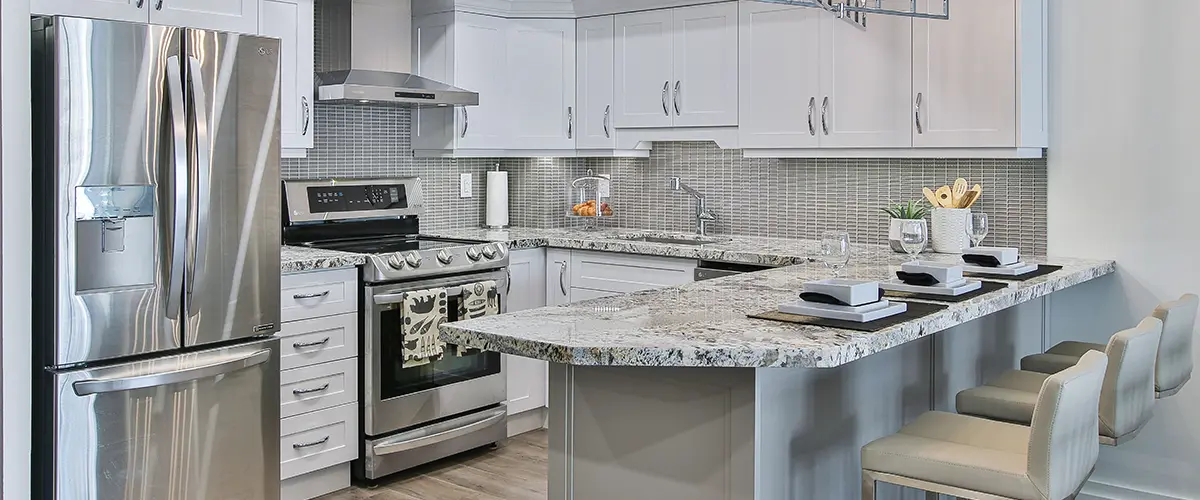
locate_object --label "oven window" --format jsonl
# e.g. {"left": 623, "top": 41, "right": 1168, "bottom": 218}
{"left": 378, "top": 293, "right": 501, "bottom": 399}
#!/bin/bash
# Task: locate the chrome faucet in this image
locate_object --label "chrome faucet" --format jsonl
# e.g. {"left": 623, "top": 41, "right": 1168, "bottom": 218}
{"left": 668, "top": 177, "right": 717, "bottom": 235}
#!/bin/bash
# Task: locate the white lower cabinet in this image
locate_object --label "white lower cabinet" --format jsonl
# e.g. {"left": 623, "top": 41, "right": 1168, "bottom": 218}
{"left": 545, "top": 249, "right": 697, "bottom": 303}
{"left": 278, "top": 268, "right": 361, "bottom": 499}
{"left": 505, "top": 249, "right": 550, "bottom": 436}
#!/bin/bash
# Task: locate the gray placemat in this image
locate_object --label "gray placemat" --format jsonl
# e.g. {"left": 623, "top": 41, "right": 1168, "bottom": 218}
{"left": 883, "top": 280, "right": 1010, "bottom": 303}
{"left": 964, "top": 264, "right": 1063, "bottom": 282}
{"left": 747, "top": 301, "right": 948, "bottom": 333}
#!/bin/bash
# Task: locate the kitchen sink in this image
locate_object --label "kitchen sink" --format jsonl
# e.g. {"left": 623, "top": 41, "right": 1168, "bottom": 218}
{"left": 616, "top": 234, "right": 732, "bottom": 245}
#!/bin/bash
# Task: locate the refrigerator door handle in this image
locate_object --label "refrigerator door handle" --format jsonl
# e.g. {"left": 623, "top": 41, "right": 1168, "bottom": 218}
{"left": 185, "top": 56, "right": 213, "bottom": 301}
{"left": 164, "top": 56, "right": 189, "bottom": 320}
{"left": 72, "top": 348, "right": 272, "bottom": 396}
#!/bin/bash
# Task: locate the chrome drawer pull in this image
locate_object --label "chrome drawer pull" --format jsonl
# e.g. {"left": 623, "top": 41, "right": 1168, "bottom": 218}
{"left": 292, "top": 337, "right": 331, "bottom": 349}
{"left": 292, "top": 436, "right": 330, "bottom": 449}
{"left": 291, "top": 383, "right": 330, "bottom": 396}
{"left": 293, "top": 290, "right": 330, "bottom": 300}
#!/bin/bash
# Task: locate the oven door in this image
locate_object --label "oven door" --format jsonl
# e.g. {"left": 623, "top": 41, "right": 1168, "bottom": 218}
{"left": 363, "top": 269, "right": 508, "bottom": 437}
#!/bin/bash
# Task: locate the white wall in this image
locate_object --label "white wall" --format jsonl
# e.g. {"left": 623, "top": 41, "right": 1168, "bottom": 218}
{"left": 1048, "top": 1, "right": 1200, "bottom": 498}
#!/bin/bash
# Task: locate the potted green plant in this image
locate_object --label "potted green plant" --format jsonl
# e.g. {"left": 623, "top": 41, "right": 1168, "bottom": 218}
{"left": 882, "top": 200, "right": 930, "bottom": 253}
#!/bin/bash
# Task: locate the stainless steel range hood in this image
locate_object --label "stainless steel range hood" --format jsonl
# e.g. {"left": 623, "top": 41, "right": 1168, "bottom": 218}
{"left": 314, "top": 0, "right": 478, "bottom": 107}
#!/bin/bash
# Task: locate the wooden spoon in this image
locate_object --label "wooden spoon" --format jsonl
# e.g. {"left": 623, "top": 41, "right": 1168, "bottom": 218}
{"left": 965, "top": 186, "right": 983, "bottom": 208}
{"left": 958, "top": 190, "right": 979, "bottom": 209}
{"left": 922, "top": 187, "right": 941, "bottom": 208}
{"left": 934, "top": 186, "right": 954, "bottom": 208}
{"left": 951, "top": 178, "right": 969, "bottom": 207}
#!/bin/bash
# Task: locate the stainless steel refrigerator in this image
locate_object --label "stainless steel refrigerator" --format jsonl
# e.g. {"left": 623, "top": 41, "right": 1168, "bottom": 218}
{"left": 31, "top": 16, "right": 283, "bottom": 500}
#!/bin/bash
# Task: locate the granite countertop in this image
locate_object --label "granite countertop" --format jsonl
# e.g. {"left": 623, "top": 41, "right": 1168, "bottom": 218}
{"left": 281, "top": 245, "right": 367, "bottom": 273}
{"left": 433, "top": 227, "right": 1115, "bottom": 368}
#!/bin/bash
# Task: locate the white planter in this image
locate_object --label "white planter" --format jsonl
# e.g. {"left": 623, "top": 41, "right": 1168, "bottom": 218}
{"left": 931, "top": 208, "right": 971, "bottom": 254}
{"left": 888, "top": 218, "right": 923, "bottom": 253}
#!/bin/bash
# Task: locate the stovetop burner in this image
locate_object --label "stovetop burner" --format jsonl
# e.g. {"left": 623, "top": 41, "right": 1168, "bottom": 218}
{"left": 305, "top": 237, "right": 478, "bottom": 255}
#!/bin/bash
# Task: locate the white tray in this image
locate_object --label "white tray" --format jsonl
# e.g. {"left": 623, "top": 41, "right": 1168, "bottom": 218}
{"left": 881, "top": 279, "right": 983, "bottom": 296}
{"left": 787, "top": 299, "right": 893, "bottom": 314}
{"left": 778, "top": 301, "right": 907, "bottom": 322}
{"left": 962, "top": 262, "right": 1038, "bottom": 276}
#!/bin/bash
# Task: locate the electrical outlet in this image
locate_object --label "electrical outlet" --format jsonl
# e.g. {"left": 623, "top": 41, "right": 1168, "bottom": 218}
{"left": 459, "top": 173, "right": 472, "bottom": 198}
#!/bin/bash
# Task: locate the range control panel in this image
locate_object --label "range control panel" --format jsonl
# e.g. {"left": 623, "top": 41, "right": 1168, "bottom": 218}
{"left": 307, "top": 184, "right": 408, "bottom": 212}
{"left": 284, "top": 178, "right": 424, "bottom": 224}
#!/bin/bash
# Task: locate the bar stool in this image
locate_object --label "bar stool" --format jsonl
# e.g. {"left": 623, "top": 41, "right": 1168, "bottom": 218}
{"left": 1022, "top": 294, "right": 1198, "bottom": 398}
{"left": 957, "top": 317, "right": 1162, "bottom": 446}
{"left": 861, "top": 350, "right": 1106, "bottom": 500}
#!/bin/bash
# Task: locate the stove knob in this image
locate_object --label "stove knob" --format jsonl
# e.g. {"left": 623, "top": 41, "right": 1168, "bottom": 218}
{"left": 481, "top": 244, "right": 497, "bottom": 259}
{"left": 437, "top": 250, "right": 454, "bottom": 265}
{"left": 387, "top": 253, "right": 406, "bottom": 270}
{"left": 494, "top": 243, "right": 508, "bottom": 259}
{"left": 466, "top": 246, "right": 482, "bottom": 262}
{"left": 405, "top": 252, "right": 422, "bottom": 268}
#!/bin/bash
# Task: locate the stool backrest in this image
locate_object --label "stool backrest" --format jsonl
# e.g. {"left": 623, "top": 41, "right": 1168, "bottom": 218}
{"left": 1027, "top": 350, "right": 1106, "bottom": 500}
{"left": 1099, "top": 317, "right": 1162, "bottom": 438}
{"left": 1153, "top": 294, "right": 1199, "bottom": 393}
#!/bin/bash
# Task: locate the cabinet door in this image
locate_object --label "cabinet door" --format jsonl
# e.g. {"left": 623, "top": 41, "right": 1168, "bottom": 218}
{"left": 261, "top": 0, "right": 314, "bottom": 152}
{"left": 152, "top": 0, "right": 258, "bottom": 34}
{"left": 671, "top": 2, "right": 738, "bottom": 127}
{"left": 506, "top": 249, "right": 548, "bottom": 415}
{"left": 454, "top": 13, "right": 510, "bottom": 149}
{"left": 738, "top": 3, "right": 821, "bottom": 149}
{"left": 507, "top": 19, "right": 577, "bottom": 150}
{"left": 913, "top": 0, "right": 1017, "bottom": 148}
{"left": 31, "top": 0, "right": 147, "bottom": 23}
{"left": 818, "top": 11, "right": 912, "bottom": 148}
{"left": 614, "top": 9, "right": 674, "bottom": 128}
{"left": 576, "top": 16, "right": 616, "bottom": 149}
{"left": 546, "top": 249, "right": 572, "bottom": 306}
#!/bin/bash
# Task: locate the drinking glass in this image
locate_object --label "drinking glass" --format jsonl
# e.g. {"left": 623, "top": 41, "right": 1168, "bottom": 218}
{"left": 899, "top": 219, "right": 927, "bottom": 261}
{"left": 819, "top": 231, "right": 851, "bottom": 277}
{"left": 967, "top": 212, "right": 989, "bottom": 247}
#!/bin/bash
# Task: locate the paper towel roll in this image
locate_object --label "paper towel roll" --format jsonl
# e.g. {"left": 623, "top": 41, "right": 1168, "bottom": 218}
{"left": 486, "top": 170, "right": 509, "bottom": 228}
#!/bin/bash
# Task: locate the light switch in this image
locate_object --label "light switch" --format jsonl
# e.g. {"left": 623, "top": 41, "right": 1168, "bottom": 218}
{"left": 460, "top": 173, "right": 472, "bottom": 198}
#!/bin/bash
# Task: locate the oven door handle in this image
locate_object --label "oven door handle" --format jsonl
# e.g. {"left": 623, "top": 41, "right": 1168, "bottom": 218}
{"left": 374, "top": 286, "right": 464, "bottom": 305}
{"left": 372, "top": 406, "right": 507, "bottom": 456}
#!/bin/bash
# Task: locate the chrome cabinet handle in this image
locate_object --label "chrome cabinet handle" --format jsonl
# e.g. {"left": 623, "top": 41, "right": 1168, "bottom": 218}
{"left": 567, "top": 106, "right": 573, "bottom": 139}
{"left": 292, "top": 436, "right": 330, "bottom": 449}
{"left": 673, "top": 81, "right": 681, "bottom": 116}
{"left": 661, "top": 81, "right": 669, "bottom": 116}
{"left": 301, "top": 96, "right": 310, "bottom": 136}
{"left": 558, "top": 262, "right": 567, "bottom": 296}
{"left": 914, "top": 92, "right": 923, "bottom": 134}
{"left": 74, "top": 349, "right": 271, "bottom": 396}
{"left": 505, "top": 267, "right": 512, "bottom": 295}
{"left": 292, "top": 383, "right": 330, "bottom": 396}
{"left": 807, "top": 97, "right": 816, "bottom": 136}
{"left": 163, "top": 57, "right": 188, "bottom": 320}
{"left": 603, "top": 105, "right": 611, "bottom": 138}
{"left": 155, "top": 0, "right": 164, "bottom": 9}
{"left": 821, "top": 96, "right": 830, "bottom": 135}
{"left": 461, "top": 108, "right": 469, "bottom": 138}
{"left": 293, "top": 337, "right": 331, "bottom": 349}
{"left": 293, "top": 290, "right": 330, "bottom": 300}
{"left": 136, "top": 0, "right": 145, "bottom": 7}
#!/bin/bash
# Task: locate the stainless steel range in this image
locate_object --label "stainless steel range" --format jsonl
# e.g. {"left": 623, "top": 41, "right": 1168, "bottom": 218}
{"left": 282, "top": 178, "right": 509, "bottom": 482}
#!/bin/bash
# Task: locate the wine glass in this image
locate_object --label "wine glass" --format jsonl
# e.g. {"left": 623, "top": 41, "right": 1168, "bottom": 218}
{"left": 819, "top": 231, "right": 851, "bottom": 277}
{"left": 967, "top": 212, "right": 989, "bottom": 247}
{"left": 899, "top": 219, "right": 928, "bottom": 261}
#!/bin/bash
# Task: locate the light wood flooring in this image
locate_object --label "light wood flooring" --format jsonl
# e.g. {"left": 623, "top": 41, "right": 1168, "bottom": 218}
{"left": 317, "top": 430, "right": 548, "bottom": 500}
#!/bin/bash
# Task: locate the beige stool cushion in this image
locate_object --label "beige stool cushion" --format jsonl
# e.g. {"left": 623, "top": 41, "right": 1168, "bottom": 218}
{"left": 957, "top": 370, "right": 1047, "bottom": 424}
{"left": 1021, "top": 342, "right": 1104, "bottom": 375}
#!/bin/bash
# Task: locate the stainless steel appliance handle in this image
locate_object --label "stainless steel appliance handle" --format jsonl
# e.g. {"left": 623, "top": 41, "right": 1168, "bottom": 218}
{"left": 673, "top": 81, "right": 681, "bottom": 116}
{"left": 558, "top": 262, "right": 567, "bottom": 296}
{"left": 301, "top": 96, "right": 310, "bottom": 136}
{"left": 603, "top": 104, "right": 611, "bottom": 138}
{"left": 293, "top": 291, "right": 330, "bottom": 300}
{"left": 372, "top": 408, "right": 507, "bottom": 456}
{"left": 914, "top": 92, "right": 923, "bottom": 134}
{"left": 821, "top": 96, "right": 830, "bottom": 135}
{"left": 374, "top": 285, "right": 465, "bottom": 306}
{"left": 807, "top": 97, "right": 816, "bottom": 136}
{"left": 164, "top": 57, "right": 189, "bottom": 320}
{"left": 73, "top": 349, "right": 271, "bottom": 396}
{"left": 461, "top": 108, "right": 469, "bottom": 138}
{"left": 292, "top": 436, "right": 330, "bottom": 449}
{"left": 567, "top": 106, "right": 573, "bottom": 139}
{"left": 186, "top": 56, "right": 213, "bottom": 300}
{"left": 293, "top": 337, "right": 331, "bottom": 349}
{"left": 661, "top": 81, "right": 669, "bottom": 116}
{"left": 292, "top": 383, "right": 330, "bottom": 396}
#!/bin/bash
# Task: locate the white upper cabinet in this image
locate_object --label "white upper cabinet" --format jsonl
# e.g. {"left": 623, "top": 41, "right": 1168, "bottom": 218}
{"left": 454, "top": 14, "right": 510, "bottom": 149}
{"left": 670, "top": 3, "right": 738, "bottom": 127}
{"left": 261, "top": 0, "right": 314, "bottom": 153}
{"left": 31, "top": 0, "right": 146, "bottom": 23}
{"left": 738, "top": 2, "right": 821, "bottom": 149}
{"left": 614, "top": 3, "right": 737, "bottom": 129}
{"left": 576, "top": 16, "right": 616, "bottom": 149}
{"left": 33, "top": 0, "right": 258, "bottom": 32}
{"left": 819, "top": 13, "right": 912, "bottom": 148}
{"left": 507, "top": 19, "right": 577, "bottom": 150}
{"left": 614, "top": 9, "right": 674, "bottom": 128}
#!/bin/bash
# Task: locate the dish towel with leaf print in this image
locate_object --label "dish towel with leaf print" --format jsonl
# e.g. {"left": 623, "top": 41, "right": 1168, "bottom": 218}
{"left": 454, "top": 280, "right": 499, "bottom": 356}
{"left": 401, "top": 287, "right": 448, "bottom": 368}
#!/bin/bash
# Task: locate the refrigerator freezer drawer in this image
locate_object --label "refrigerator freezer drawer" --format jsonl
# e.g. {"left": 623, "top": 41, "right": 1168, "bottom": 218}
{"left": 51, "top": 338, "right": 281, "bottom": 500}
{"left": 279, "top": 313, "right": 359, "bottom": 370}
{"left": 280, "top": 402, "right": 359, "bottom": 480}
{"left": 280, "top": 357, "right": 358, "bottom": 418}
{"left": 281, "top": 268, "right": 358, "bottom": 322}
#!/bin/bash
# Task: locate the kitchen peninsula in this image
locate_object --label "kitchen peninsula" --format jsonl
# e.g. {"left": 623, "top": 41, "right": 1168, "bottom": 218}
{"left": 438, "top": 230, "right": 1115, "bottom": 499}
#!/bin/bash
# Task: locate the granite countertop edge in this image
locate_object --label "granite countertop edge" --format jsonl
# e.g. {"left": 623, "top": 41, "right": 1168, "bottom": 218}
{"left": 281, "top": 245, "right": 368, "bottom": 273}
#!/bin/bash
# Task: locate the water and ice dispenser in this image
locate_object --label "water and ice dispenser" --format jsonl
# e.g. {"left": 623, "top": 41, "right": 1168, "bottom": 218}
{"left": 74, "top": 185, "right": 156, "bottom": 292}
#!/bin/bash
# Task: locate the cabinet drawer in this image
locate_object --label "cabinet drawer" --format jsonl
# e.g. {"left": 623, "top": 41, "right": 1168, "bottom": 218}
{"left": 280, "top": 403, "right": 358, "bottom": 480}
{"left": 570, "top": 251, "right": 696, "bottom": 293}
{"left": 281, "top": 269, "right": 357, "bottom": 322}
{"left": 279, "top": 313, "right": 358, "bottom": 370}
{"left": 280, "top": 358, "right": 358, "bottom": 419}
